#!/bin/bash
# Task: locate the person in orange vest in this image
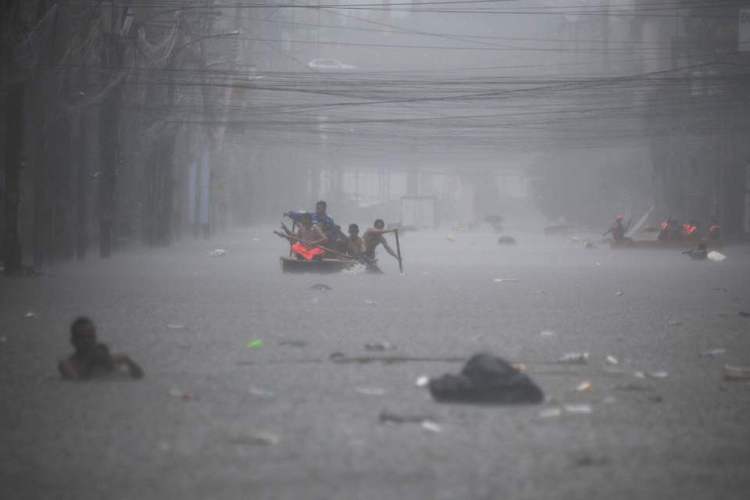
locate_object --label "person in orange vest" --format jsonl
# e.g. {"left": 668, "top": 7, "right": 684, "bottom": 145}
{"left": 707, "top": 217, "right": 721, "bottom": 240}
{"left": 682, "top": 220, "right": 699, "bottom": 240}
{"left": 658, "top": 218, "right": 672, "bottom": 240}
{"left": 604, "top": 215, "right": 629, "bottom": 241}
{"left": 291, "top": 213, "right": 327, "bottom": 261}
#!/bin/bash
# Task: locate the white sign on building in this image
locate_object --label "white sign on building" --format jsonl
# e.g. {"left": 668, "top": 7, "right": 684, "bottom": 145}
{"left": 740, "top": 8, "right": 750, "bottom": 52}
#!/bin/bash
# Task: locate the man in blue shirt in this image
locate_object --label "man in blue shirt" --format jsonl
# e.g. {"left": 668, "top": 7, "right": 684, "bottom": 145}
{"left": 285, "top": 200, "right": 344, "bottom": 248}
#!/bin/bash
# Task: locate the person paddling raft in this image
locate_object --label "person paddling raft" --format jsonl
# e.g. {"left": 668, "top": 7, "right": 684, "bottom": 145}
{"left": 290, "top": 213, "right": 326, "bottom": 261}
{"left": 603, "top": 214, "right": 630, "bottom": 242}
{"left": 363, "top": 219, "right": 400, "bottom": 262}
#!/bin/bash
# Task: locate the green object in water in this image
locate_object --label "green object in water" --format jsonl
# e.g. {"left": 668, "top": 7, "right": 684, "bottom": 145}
{"left": 246, "top": 339, "right": 264, "bottom": 349}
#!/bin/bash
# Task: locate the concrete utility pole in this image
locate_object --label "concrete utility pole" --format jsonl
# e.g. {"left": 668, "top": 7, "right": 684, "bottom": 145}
{"left": 2, "top": 0, "right": 30, "bottom": 273}
{"left": 98, "top": 3, "right": 129, "bottom": 257}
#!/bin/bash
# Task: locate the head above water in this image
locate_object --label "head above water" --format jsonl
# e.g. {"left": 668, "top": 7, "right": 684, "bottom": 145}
{"left": 374, "top": 219, "right": 385, "bottom": 230}
{"left": 71, "top": 316, "right": 97, "bottom": 353}
{"left": 348, "top": 223, "right": 359, "bottom": 235}
{"left": 316, "top": 200, "right": 327, "bottom": 215}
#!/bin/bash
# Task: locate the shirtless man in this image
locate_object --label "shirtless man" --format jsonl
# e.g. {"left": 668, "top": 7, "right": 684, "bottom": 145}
{"left": 58, "top": 317, "right": 144, "bottom": 380}
{"left": 346, "top": 223, "right": 364, "bottom": 258}
{"left": 363, "top": 219, "right": 399, "bottom": 262}
{"left": 290, "top": 213, "right": 327, "bottom": 261}
{"left": 296, "top": 213, "right": 326, "bottom": 247}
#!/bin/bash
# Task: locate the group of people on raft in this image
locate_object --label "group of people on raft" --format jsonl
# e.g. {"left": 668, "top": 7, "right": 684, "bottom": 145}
{"left": 605, "top": 214, "right": 720, "bottom": 242}
{"left": 656, "top": 217, "right": 720, "bottom": 242}
{"left": 280, "top": 200, "right": 400, "bottom": 265}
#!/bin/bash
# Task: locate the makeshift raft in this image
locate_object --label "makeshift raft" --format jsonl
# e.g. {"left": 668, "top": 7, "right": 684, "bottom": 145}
{"left": 609, "top": 239, "right": 723, "bottom": 250}
{"left": 280, "top": 256, "right": 357, "bottom": 274}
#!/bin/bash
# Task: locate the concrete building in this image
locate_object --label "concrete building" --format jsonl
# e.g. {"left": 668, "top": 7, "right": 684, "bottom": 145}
{"left": 636, "top": 1, "right": 750, "bottom": 238}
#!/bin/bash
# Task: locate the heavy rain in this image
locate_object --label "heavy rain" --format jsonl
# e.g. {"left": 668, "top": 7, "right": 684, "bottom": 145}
{"left": 1, "top": 1, "right": 750, "bottom": 499}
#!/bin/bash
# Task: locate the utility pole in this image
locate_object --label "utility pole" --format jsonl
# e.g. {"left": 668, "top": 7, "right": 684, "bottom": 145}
{"left": 2, "top": 0, "right": 28, "bottom": 274}
{"left": 2, "top": 82, "right": 24, "bottom": 274}
{"left": 98, "top": 2, "right": 132, "bottom": 257}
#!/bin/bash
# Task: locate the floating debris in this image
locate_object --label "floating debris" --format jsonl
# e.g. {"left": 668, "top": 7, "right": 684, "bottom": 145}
{"left": 0, "top": 336, "right": 6, "bottom": 343}
{"left": 563, "top": 404, "right": 593, "bottom": 415}
{"left": 309, "top": 283, "right": 332, "bottom": 291}
{"left": 739, "top": 311, "right": 750, "bottom": 318}
{"left": 229, "top": 432, "right": 279, "bottom": 447}
{"left": 633, "top": 371, "right": 646, "bottom": 379}
{"left": 446, "top": 235, "right": 456, "bottom": 242}
{"left": 24, "top": 311, "right": 36, "bottom": 319}
{"left": 421, "top": 421, "right": 442, "bottom": 433}
{"left": 248, "top": 386, "right": 275, "bottom": 399}
{"left": 355, "top": 387, "right": 387, "bottom": 396}
{"left": 558, "top": 352, "right": 589, "bottom": 365}
{"left": 723, "top": 364, "right": 750, "bottom": 381}
{"left": 416, "top": 376, "right": 430, "bottom": 387}
{"left": 497, "top": 235, "right": 517, "bottom": 245}
{"left": 667, "top": 320, "right": 683, "bottom": 327}
{"left": 329, "top": 352, "right": 464, "bottom": 365}
{"left": 246, "top": 339, "right": 264, "bottom": 349}
{"left": 615, "top": 290, "right": 624, "bottom": 296}
{"left": 602, "top": 396, "right": 617, "bottom": 404}
{"left": 365, "top": 342, "right": 396, "bottom": 352}
{"left": 540, "top": 330, "right": 557, "bottom": 337}
{"left": 168, "top": 388, "right": 193, "bottom": 401}
{"left": 700, "top": 348, "right": 726, "bottom": 358}
{"left": 707, "top": 251, "right": 726, "bottom": 262}
{"left": 209, "top": 248, "right": 227, "bottom": 257}
{"left": 167, "top": 323, "right": 186, "bottom": 330}
{"left": 576, "top": 381, "right": 593, "bottom": 392}
{"left": 646, "top": 371, "right": 669, "bottom": 379}
{"left": 429, "top": 353, "right": 544, "bottom": 404}
{"left": 363, "top": 299, "right": 378, "bottom": 306}
{"left": 493, "top": 278, "right": 520, "bottom": 283}
{"left": 538, "top": 407, "right": 562, "bottom": 419}
{"left": 605, "top": 355, "right": 619, "bottom": 365}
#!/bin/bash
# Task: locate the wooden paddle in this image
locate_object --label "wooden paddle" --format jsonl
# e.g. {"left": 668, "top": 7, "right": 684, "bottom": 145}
{"left": 394, "top": 228, "right": 403, "bottom": 274}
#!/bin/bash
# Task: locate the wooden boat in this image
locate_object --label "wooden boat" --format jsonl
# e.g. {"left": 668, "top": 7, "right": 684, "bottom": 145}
{"left": 609, "top": 238, "right": 723, "bottom": 250}
{"left": 280, "top": 256, "right": 358, "bottom": 273}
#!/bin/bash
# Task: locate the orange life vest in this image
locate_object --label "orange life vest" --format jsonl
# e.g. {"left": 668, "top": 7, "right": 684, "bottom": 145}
{"left": 291, "top": 242, "right": 325, "bottom": 261}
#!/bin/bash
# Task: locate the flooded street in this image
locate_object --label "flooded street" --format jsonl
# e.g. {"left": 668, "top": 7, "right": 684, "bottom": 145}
{"left": 2, "top": 229, "right": 750, "bottom": 500}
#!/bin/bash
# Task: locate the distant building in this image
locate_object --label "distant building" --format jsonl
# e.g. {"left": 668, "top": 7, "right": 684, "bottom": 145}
{"left": 635, "top": 1, "right": 750, "bottom": 238}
